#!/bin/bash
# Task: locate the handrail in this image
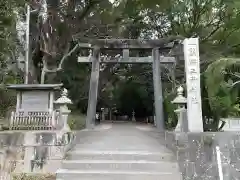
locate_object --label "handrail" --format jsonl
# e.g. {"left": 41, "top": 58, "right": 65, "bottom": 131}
{"left": 216, "top": 146, "right": 224, "bottom": 180}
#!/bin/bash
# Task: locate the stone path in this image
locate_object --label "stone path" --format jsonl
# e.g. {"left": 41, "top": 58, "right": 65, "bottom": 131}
{"left": 57, "top": 122, "right": 182, "bottom": 180}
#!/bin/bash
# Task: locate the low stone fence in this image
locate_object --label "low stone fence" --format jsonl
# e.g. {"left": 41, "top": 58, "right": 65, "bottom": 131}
{"left": 10, "top": 111, "right": 60, "bottom": 130}
{"left": 165, "top": 131, "right": 240, "bottom": 180}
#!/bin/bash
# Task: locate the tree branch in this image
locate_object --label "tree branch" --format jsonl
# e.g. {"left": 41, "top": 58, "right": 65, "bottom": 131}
{"left": 228, "top": 72, "right": 240, "bottom": 79}
{"left": 201, "top": 20, "right": 222, "bottom": 42}
{"left": 77, "top": 0, "right": 98, "bottom": 21}
{"left": 44, "top": 43, "right": 79, "bottom": 73}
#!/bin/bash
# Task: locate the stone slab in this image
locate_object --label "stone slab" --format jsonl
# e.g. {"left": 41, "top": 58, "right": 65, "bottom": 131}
{"left": 57, "top": 170, "right": 182, "bottom": 180}
{"left": 61, "top": 160, "right": 179, "bottom": 172}
{"left": 66, "top": 150, "right": 174, "bottom": 161}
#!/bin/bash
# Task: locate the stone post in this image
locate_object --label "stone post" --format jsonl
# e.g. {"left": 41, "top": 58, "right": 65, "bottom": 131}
{"left": 172, "top": 86, "right": 187, "bottom": 132}
{"left": 23, "top": 131, "right": 36, "bottom": 172}
{"left": 54, "top": 88, "right": 72, "bottom": 131}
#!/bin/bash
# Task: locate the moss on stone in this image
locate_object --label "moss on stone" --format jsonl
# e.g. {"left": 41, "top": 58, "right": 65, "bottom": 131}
{"left": 12, "top": 173, "right": 56, "bottom": 180}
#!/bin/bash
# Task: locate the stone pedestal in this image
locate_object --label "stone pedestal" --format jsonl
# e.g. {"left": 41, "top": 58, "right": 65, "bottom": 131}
{"left": 60, "top": 105, "right": 71, "bottom": 131}
{"left": 174, "top": 107, "right": 188, "bottom": 132}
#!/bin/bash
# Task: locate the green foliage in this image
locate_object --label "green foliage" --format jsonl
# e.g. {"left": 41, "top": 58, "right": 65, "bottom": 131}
{"left": 0, "top": 87, "right": 16, "bottom": 117}
{"left": 68, "top": 113, "right": 86, "bottom": 130}
{"left": 57, "top": 48, "right": 90, "bottom": 112}
{"left": 0, "top": 0, "right": 25, "bottom": 62}
{"left": 0, "top": 0, "right": 25, "bottom": 118}
{"left": 163, "top": 91, "right": 178, "bottom": 130}
{"left": 113, "top": 79, "right": 153, "bottom": 117}
{"left": 201, "top": 74, "right": 217, "bottom": 131}
{"left": 205, "top": 58, "right": 240, "bottom": 129}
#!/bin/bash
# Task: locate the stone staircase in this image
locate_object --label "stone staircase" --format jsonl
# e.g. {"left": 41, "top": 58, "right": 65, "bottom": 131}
{"left": 57, "top": 150, "right": 182, "bottom": 180}
{"left": 56, "top": 123, "right": 182, "bottom": 180}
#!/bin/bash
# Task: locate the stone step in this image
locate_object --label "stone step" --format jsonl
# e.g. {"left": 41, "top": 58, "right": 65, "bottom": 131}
{"left": 61, "top": 160, "right": 179, "bottom": 172}
{"left": 56, "top": 169, "right": 182, "bottom": 180}
{"left": 66, "top": 150, "right": 175, "bottom": 161}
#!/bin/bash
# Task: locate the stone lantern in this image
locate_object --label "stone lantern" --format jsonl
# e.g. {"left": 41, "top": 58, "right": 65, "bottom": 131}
{"left": 172, "top": 86, "right": 187, "bottom": 132}
{"left": 54, "top": 88, "right": 72, "bottom": 131}
{"left": 132, "top": 110, "right": 136, "bottom": 122}
{"left": 101, "top": 108, "right": 105, "bottom": 121}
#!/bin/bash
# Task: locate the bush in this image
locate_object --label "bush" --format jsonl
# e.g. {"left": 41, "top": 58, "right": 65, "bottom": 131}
{"left": 204, "top": 58, "right": 240, "bottom": 130}
{"left": 163, "top": 91, "right": 178, "bottom": 130}
{"left": 68, "top": 113, "right": 86, "bottom": 130}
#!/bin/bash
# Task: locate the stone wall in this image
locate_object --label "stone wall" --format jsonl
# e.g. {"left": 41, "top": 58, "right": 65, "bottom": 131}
{"left": 165, "top": 131, "right": 240, "bottom": 180}
{"left": 0, "top": 131, "right": 75, "bottom": 179}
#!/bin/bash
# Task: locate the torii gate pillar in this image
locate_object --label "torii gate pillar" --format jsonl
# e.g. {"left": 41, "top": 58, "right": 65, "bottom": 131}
{"left": 152, "top": 48, "right": 164, "bottom": 131}
{"left": 86, "top": 46, "right": 100, "bottom": 129}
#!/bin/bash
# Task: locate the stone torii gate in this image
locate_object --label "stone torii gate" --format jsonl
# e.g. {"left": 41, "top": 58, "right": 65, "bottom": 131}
{"left": 77, "top": 38, "right": 181, "bottom": 130}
